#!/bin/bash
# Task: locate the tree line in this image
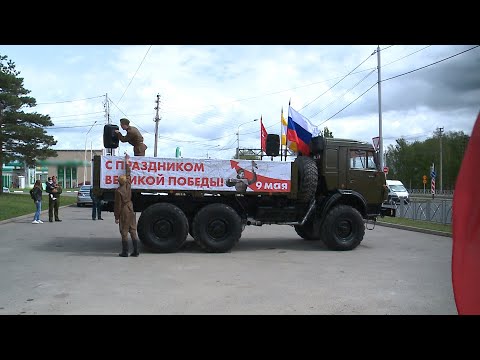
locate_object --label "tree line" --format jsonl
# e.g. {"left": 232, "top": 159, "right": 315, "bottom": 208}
{"left": 385, "top": 129, "right": 469, "bottom": 191}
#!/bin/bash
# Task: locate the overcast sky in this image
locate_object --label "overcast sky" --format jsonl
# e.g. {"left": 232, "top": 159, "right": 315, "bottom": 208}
{"left": 1, "top": 45, "right": 479, "bottom": 160}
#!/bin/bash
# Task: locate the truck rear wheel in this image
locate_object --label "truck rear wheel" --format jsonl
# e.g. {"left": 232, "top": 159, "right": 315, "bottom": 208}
{"left": 193, "top": 203, "right": 242, "bottom": 253}
{"left": 320, "top": 205, "right": 365, "bottom": 251}
{"left": 294, "top": 156, "right": 318, "bottom": 202}
{"left": 137, "top": 203, "right": 189, "bottom": 253}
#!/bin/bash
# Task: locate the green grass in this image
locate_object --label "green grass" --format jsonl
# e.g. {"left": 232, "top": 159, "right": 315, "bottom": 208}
{"left": 377, "top": 216, "right": 452, "bottom": 234}
{"left": 0, "top": 193, "right": 78, "bottom": 221}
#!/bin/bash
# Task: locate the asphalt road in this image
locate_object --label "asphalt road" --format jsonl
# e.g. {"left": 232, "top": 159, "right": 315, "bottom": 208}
{"left": 0, "top": 204, "right": 457, "bottom": 315}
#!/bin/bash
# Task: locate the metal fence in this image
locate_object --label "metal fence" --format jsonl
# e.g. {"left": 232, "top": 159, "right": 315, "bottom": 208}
{"left": 389, "top": 198, "right": 453, "bottom": 225}
{"left": 409, "top": 188, "right": 455, "bottom": 196}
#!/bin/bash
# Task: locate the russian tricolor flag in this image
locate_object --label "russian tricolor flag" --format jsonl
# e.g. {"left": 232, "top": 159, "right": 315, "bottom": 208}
{"left": 287, "top": 106, "right": 319, "bottom": 155}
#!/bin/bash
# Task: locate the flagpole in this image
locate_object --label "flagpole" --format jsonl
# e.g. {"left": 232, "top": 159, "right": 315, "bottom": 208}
{"left": 260, "top": 115, "right": 263, "bottom": 160}
{"left": 280, "top": 107, "right": 283, "bottom": 161}
{"left": 286, "top": 100, "right": 291, "bottom": 161}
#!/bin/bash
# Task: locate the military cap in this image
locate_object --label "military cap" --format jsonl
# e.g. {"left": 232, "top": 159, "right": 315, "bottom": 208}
{"left": 120, "top": 118, "right": 130, "bottom": 125}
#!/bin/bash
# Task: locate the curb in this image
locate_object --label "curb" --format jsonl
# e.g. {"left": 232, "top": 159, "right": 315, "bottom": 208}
{"left": 376, "top": 221, "right": 452, "bottom": 238}
{"left": 0, "top": 204, "right": 76, "bottom": 225}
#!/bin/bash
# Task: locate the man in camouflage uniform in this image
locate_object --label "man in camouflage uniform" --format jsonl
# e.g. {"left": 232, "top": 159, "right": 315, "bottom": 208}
{"left": 115, "top": 118, "right": 147, "bottom": 156}
{"left": 114, "top": 153, "right": 140, "bottom": 257}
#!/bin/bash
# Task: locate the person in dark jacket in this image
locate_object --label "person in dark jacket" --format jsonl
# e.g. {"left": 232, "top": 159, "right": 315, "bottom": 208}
{"left": 90, "top": 187, "right": 103, "bottom": 220}
{"left": 114, "top": 118, "right": 147, "bottom": 156}
{"left": 31, "top": 180, "right": 44, "bottom": 224}
{"left": 114, "top": 153, "right": 140, "bottom": 257}
{"left": 46, "top": 175, "right": 62, "bottom": 222}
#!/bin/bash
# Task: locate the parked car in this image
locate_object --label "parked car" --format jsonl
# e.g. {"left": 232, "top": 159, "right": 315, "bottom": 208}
{"left": 77, "top": 185, "right": 93, "bottom": 207}
{"left": 2, "top": 186, "right": 10, "bottom": 193}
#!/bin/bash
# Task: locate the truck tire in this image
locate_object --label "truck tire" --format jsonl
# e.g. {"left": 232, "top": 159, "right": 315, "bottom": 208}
{"left": 294, "top": 156, "right": 318, "bottom": 202}
{"left": 188, "top": 217, "right": 196, "bottom": 239}
{"left": 294, "top": 219, "right": 321, "bottom": 240}
{"left": 193, "top": 203, "right": 242, "bottom": 253}
{"left": 137, "top": 203, "right": 189, "bottom": 253}
{"left": 320, "top": 205, "right": 365, "bottom": 251}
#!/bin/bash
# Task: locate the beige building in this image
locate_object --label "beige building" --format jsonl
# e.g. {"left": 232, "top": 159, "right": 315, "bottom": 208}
{"left": 37, "top": 149, "right": 104, "bottom": 188}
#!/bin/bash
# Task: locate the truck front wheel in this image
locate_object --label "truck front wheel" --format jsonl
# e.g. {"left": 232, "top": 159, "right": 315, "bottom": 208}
{"left": 321, "top": 205, "right": 365, "bottom": 251}
{"left": 193, "top": 203, "right": 242, "bottom": 253}
{"left": 137, "top": 203, "right": 189, "bottom": 253}
{"left": 294, "top": 218, "right": 321, "bottom": 240}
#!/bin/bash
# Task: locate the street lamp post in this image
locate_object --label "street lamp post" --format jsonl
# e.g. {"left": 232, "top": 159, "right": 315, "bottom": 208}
{"left": 84, "top": 120, "right": 98, "bottom": 185}
{"left": 236, "top": 119, "right": 258, "bottom": 159}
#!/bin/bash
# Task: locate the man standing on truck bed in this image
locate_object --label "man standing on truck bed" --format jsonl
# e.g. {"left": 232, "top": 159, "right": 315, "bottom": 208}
{"left": 114, "top": 153, "right": 140, "bottom": 257}
{"left": 115, "top": 118, "right": 147, "bottom": 156}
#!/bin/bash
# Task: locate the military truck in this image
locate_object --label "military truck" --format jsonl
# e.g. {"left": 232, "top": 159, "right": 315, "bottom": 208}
{"left": 92, "top": 130, "right": 394, "bottom": 253}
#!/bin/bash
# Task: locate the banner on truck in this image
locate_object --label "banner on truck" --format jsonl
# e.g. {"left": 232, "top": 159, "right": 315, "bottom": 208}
{"left": 100, "top": 156, "right": 292, "bottom": 193}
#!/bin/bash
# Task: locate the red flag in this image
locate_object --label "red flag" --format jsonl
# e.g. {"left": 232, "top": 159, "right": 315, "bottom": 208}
{"left": 260, "top": 116, "right": 268, "bottom": 153}
{"left": 452, "top": 111, "right": 480, "bottom": 315}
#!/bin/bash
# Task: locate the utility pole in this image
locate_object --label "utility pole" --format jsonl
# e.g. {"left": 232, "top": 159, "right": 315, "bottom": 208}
{"left": 376, "top": 45, "right": 384, "bottom": 170}
{"left": 154, "top": 94, "right": 161, "bottom": 157}
{"left": 104, "top": 93, "right": 113, "bottom": 156}
{"left": 437, "top": 126, "right": 444, "bottom": 192}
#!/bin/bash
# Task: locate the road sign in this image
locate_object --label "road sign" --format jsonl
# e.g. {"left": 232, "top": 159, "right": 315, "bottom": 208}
{"left": 423, "top": 179, "right": 427, "bottom": 185}
{"left": 423, "top": 175, "right": 427, "bottom": 181}
{"left": 383, "top": 166, "right": 389, "bottom": 174}
{"left": 431, "top": 170, "right": 436, "bottom": 178}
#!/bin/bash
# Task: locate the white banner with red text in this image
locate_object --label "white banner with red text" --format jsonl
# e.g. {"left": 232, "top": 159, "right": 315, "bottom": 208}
{"left": 100, "top": 156, "right": 292, "bottom": 193}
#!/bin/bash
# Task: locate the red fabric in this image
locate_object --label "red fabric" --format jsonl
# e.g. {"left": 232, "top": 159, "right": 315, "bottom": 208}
{"left": 452, "top": 111, "right": 480, "bottom": 315}
{"left": 261, "top": 117, "right": 268, "bottom": 152}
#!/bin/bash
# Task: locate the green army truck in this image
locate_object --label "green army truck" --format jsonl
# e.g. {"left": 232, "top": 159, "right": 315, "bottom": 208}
{"left": 92, "top": 132, "right": 394, "bottom": 254}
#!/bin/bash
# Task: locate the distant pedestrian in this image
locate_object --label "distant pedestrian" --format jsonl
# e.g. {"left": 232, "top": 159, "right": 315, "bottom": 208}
{"left": 114, "top": 153, "right": 140, "bottom": 257}
{"left": 90, "top": 187, "right": 103, "bottom": 220}
{"left": 31, "top": 180, "right": 44, "bottom": 224}
{"left": 46, "top": 175, "right": 62, "bottom": 222}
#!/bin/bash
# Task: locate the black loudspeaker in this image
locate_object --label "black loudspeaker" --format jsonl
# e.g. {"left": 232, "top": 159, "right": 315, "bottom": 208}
{"left": 266, "top": 134, "right": 280, "bottom": 156}
{"left": 310, "top": 135, "right": 325, "bottom": 155}
{"left": 103, "top": 124, "right": 119, "bottom": 149}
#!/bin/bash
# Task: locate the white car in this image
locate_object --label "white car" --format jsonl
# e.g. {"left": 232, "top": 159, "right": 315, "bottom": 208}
{"left": 2, "top": 186, "right": 10, "bottom": 193}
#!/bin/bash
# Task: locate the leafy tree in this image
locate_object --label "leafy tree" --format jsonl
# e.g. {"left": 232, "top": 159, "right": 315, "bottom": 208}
{"left": 0, "top": 54, "right": 57, "bottom": 193}
{"left": 321, "top": 126, "right": 333, "bottom": 138}
{"left": 385, "top": 130, "right": 469, "bottom": 190}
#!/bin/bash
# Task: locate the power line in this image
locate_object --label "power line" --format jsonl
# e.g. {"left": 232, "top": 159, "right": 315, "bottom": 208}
{"left": 318, "top": 82, "right": 378, "bottom": 126}
{"left": 117, "top": 45, "right": 152, "bottom": 105}
{"left": 36, "top": 95, "right": 104, "bottom": 105}
{"left": 380, "top": 45, "right": 394, "bottom": 51}
{"left": 108, "top": 97, "right": 151, "bottom": 135}
{"left": 299, "top": 50, "right": 376, "bottom": 113}
{"left": 383, "top": 45, "right": 432, "bottom": 68}
{"left": 309, "top": 69, "right": 376, "bottom": 119}
{"left": 49, "top": 111, "right": 104, "bottom": 119}
{"left": 49, "top": 123, "right": 103, "bottom": 130}
{"left": 382, "top": 45, "right": 480, "bottom": 83}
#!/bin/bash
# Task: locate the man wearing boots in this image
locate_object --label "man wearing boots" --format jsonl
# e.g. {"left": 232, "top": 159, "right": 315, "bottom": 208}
{"left": 114, "top": 153, "right": 140, "bottom": 257}
{"left": 46, "top": 175, "right": 62, "bottom": 222}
